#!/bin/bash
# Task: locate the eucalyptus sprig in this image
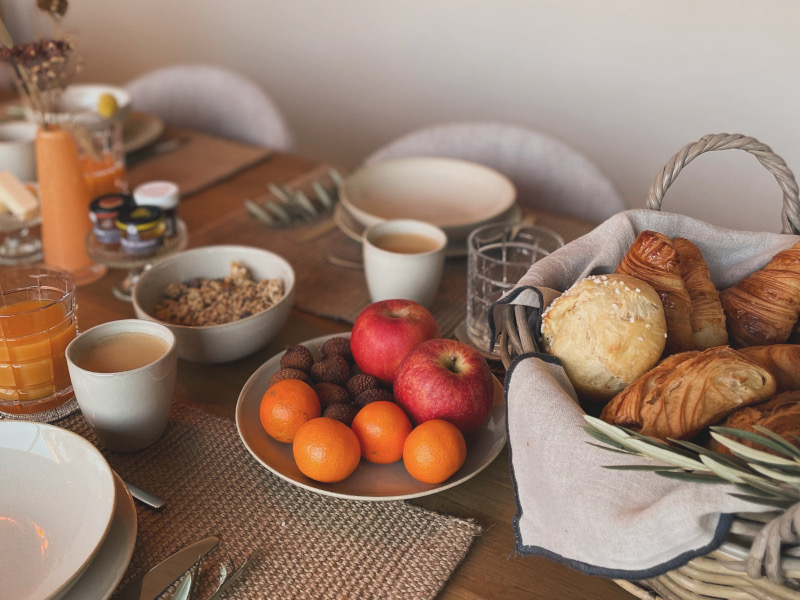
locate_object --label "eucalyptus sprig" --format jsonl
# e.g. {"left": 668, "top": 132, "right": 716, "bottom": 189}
{"left": 583, "top": 415, "right": 800, "bottom": 510}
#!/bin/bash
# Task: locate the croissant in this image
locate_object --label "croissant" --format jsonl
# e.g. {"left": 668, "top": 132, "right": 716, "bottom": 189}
{"left": 708, "top": 391, "right": 800, "bottom": 456}
{"left": 616, "top": 231, "right": 695, "bottom": 354}
{"left": 737, "top": 344, "right": 800, "bottom": 393}
{"left": 673, "top": 238, "right": 728, "bottom": 350}
{"left": 720, "top": 241, "right": 800, "bottom": 347}
{"left": 600, "top": 346, "right": 776, "bottom": 440}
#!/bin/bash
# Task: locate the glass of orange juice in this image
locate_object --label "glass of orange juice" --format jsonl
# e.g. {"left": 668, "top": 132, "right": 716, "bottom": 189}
{"left": 77, "top": 114, "right": 127, "bottom": 199}
{"left": 0, "top": 265, "right": 78, "bottom": 415}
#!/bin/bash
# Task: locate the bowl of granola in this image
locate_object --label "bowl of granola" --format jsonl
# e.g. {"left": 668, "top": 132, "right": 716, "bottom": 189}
{"left": 131, "top": 245, "right": 295, "bottom": 363}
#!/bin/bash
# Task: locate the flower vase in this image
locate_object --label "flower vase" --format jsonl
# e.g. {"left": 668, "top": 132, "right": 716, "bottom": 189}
{"left": 35, "top": 125, "right": 106, "bottom": 285}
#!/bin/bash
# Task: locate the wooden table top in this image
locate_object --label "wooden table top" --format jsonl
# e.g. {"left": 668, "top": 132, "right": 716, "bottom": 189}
{"left": 74, "top": 148, "right": 635, "bottom": 600}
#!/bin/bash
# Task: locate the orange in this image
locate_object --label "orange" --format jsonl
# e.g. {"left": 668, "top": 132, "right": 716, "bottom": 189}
{"left": 292, "top": 417, "right": 361, "bottom": 483}
{"left": 403, "top": 420, "right": 467, "bottom": 484}
{"left": 351, "top": 401, "right": 413, "bottom": 464}
{"left": 259, "top": 378, "right": 321, "bottom": 443}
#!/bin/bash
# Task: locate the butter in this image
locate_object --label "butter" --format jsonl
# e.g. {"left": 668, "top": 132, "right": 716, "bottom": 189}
{"left": 0, "top": 171, "right": 38, "bottom": 220}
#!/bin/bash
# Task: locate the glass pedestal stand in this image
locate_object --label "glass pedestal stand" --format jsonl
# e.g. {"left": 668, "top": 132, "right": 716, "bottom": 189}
{"left": 86, "top": 219, "right": 188, "bottom": 301}
{"left": 0, "top": 212, "right": 43, "bottom": 265}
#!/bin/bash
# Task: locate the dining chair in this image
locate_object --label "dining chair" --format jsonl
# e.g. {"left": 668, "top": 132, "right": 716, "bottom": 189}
{"left": 364, "top": 121, "right": 625, "bottom": 223}
{"left": 124, "top": 64, "right": 294, "bottom": 150}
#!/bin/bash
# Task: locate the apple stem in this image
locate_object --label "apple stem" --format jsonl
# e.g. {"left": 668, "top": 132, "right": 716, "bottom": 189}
{"left": 447, "top": 355, "right": 457, "bottom": 373}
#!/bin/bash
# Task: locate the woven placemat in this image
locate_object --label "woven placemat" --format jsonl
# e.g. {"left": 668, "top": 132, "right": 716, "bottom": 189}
{"left": 0, "top": 397, "right": 79, "bottom": 422}
{"left": 58, "top": 402, "right": 480, "bottom": 599}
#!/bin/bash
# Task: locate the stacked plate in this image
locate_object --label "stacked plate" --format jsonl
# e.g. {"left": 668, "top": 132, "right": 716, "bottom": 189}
{"left": 0, "top": 422, "right": 137, "bottom": 600}
{"left": 335, "top": 157, "right": 521, "bottom": 257}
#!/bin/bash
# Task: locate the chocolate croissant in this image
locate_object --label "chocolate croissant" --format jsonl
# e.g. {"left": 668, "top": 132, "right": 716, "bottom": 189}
{"left": 673, "top": 238, "right": 728, "bottom": 350}
{"left": 616, "top": 231, "right": 695, "bottom": 355}
{"left": 600, "top": 346, "right": 776, "bottom": 440}
{"left": 720, "top": 241, "right": 800, "bottom": 347}
{"left": 738, "top": 344, "right": 800, "bottom": 393}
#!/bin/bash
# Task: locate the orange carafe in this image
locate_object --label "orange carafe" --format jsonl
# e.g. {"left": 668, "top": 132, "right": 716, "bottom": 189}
{"left": 80, "top": 152, "right": 127, "bottom": 198}
{"left": 0, "top": 299, "right": 77, "bottom": 413}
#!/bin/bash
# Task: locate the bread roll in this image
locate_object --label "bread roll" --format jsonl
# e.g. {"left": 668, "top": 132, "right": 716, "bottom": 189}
{"left": 540, "top": 273, "right": 667, "bottom": 402}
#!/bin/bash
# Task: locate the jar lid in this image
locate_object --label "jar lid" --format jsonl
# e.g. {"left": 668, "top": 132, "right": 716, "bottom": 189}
{"left": 115, "top": 205, "right": 164, "bottom": 232}
{"left": 90, "top": 193, "right": 132, "bottom": 215}
{"left": 133, "top": 181, "right": 180, "bottom": 209}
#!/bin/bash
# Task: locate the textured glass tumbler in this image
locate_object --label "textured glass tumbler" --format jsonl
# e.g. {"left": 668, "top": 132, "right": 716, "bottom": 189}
{"left": 466, "top": 223, "right": 564, "bottom": 351}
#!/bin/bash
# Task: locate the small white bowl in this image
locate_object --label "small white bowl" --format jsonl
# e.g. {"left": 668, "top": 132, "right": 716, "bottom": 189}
{"left": 132, "top": 245, "right": 295, "bottom": 363}
{"left": 61, "top": 84, "right": 132, "bottom": 122}
{"left": 340, "top": 157, "right": 517, "bottom": 243}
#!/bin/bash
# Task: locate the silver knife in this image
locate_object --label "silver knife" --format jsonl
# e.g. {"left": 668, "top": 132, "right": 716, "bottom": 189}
{"left": 116, "top": 536, "right": 219, "bottom": 600}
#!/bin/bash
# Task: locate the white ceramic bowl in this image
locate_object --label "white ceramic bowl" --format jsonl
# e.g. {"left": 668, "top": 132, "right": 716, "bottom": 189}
{"left": 60, "top": 84, "right": 132, "bottom": 122}
{"left": 339, "top": 157, "right": 517, "bottom": 243}
{"left": 0, "top": 421, "right": 116, "bottom": 600}
{"left": 132, "top": 245, "right": 295, "bottom": 363}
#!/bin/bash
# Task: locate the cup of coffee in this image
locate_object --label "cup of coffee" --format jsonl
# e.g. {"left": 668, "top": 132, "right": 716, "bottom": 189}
{"left": 0, "top": 121, "right": 37, "bottom": 183}
{"left": 66, "top": 319, "right": 177, "bottom": 452}
{"left": 362, "top": 219, "right": 448, "bottom": 308}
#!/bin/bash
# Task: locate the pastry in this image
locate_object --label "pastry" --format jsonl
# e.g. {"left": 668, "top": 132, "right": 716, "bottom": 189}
{"left": 540, "top": 273, "right": 666, "bottom": 402}
{"left": 720, "top": 241, "right": 800, "bottom": 347}
{"left": 673, "top": 237, "right": 728, "bottom": 350}
{"left": 737, "top": 344, "right": 800, "bottom": 393}
{"left": 616, "top": 231, "right": 695, "bottom": 355}
{"left": 600, "top": 346, "right": 776, "bottom": 440}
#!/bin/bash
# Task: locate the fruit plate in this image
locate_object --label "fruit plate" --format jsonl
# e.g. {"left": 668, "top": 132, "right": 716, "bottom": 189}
{"left": 235, "top": 333, "right": 507, "bottom": 501}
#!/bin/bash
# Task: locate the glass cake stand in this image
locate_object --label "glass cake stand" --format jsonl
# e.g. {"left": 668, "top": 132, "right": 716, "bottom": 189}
{"left": 86, "top": 218, "right": 187, "bottom": 301}
{"left": 0, "top": 211, "right": 43, "bottom": 265}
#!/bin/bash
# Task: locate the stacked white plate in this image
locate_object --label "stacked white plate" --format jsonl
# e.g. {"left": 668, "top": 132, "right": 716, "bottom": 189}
{"left": 336, "top": 157, "right": 520, "bottom": 256}
{"left": 0, "top": 422, "right": 137, "bottom": 600}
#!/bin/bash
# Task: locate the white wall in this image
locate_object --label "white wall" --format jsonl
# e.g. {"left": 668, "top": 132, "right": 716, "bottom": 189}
{"left": 26, "top": 0, "right": 800, "bottom": 232}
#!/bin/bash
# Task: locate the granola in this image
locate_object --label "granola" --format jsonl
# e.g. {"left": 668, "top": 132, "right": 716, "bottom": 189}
{"left": 153, "top": 261, "right": 284, "bottom": 326}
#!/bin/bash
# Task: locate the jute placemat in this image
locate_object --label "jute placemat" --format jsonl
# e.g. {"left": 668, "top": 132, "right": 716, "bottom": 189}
{"left": 58, "top": 402, "right": 480, "bottom": 600}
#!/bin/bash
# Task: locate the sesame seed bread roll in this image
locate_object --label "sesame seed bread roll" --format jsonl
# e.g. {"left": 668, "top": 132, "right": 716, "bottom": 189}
{"left": 541, "top": 274, "right": 667, "bottom": 403}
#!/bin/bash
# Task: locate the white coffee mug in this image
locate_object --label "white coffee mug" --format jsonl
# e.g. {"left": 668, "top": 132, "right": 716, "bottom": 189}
{"left": 362, "top": 219, "right": 448, "bottom": 308}
{"left": 66, "top": 319, "right": 177, "bottom": 452}
{"left": 0, "top": 121, "right": 38, "bottom": 182}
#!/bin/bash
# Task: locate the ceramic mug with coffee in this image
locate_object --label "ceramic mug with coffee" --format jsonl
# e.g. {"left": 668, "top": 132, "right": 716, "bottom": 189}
{"left": 66, "top": 319, "right": 177, "bottom": 452}
{"left": 362, "top": 219, "right": 447, "bottom": 308}
{"left": 0, "top": 121, "right": 37, "bottom": 183}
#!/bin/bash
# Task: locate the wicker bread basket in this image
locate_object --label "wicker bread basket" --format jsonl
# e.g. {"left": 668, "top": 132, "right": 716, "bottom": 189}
{"left": 499, "top": 134, "right": 800, "bottom": 600}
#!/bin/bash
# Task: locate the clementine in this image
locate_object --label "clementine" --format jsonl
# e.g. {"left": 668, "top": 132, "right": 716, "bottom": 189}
{"left": 292, "top": 417, "right": 361, "bottom": 483}
{"left": 259, "top": 378, "right": 321, "bottom": 443}
{"left": 403, "top": 419, "right": 467, "bottom": 484}
{"left": 351, "top": 400, "right": 413, "bottom": 464}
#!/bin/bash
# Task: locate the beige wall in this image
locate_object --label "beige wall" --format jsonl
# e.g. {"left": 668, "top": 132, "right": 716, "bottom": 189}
{"left": 21, "top": 1, "right": 800, "bottom": 232}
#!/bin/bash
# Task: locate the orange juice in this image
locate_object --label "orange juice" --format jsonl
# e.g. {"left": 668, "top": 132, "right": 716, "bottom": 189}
{"left": 0, "top": 298, "right": 77, "bottom": 411}
{"left": 80, "top": 152, "right": 127, "bottom": 199}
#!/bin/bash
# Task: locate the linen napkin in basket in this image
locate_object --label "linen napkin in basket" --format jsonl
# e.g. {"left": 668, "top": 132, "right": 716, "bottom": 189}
{"left": 489, "top": 208, "right": 800, "bottom": 579}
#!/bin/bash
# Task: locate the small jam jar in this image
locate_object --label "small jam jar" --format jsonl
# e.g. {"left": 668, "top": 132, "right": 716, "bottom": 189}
{"left": 115, "top": 205, "right": 166, "bottom": 256}
{"left": 132, "top": 181, "right": 180, "bottom": 238}
{"left": 89, "top": 193, "right": 132, "bottom": 248}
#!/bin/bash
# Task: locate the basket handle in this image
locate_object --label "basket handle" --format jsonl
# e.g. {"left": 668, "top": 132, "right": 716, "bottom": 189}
{"left": 645, "top": 133, "right": 800, "bottom": 235}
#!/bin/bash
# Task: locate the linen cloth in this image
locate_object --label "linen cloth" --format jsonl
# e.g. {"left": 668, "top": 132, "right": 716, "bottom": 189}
{"left": 489, "top": 208, "right": 800, "bottom": 579}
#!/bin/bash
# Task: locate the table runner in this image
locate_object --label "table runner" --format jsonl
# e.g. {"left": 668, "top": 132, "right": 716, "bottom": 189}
{"left": 57, "top": 402, "right": 480, "bottom": 599}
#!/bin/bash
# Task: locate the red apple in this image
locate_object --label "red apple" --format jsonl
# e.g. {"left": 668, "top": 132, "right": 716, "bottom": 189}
{"left": 393, "top": 338, "right": 494, "bottom": 434}
{"left": 351, "top": 299, "right": 440, "bottom": 384}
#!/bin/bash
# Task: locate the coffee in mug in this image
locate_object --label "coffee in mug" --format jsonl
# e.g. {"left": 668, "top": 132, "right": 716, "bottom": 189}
{"left": 71, "top": 332, "right": 169, "bottom": 373}
{"left": 371, "top": 232, "right": 441, "bottom": 254}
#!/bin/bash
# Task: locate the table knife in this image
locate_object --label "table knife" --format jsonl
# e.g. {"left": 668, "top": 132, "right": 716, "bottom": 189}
{"left": 115, "top": 536, "right": 219, "bottom": 600}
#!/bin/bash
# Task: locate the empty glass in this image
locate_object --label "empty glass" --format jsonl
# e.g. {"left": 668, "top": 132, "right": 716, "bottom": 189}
{"left": 467, "top": 222, "right": 564, "bottom": 351}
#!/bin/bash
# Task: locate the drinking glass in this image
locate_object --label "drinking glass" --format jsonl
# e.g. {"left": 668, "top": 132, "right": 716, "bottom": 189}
{"left": 77, "top": 115, "right": 127, "bottom": 199}
{"left": 466, "top": 223, "right": 564, "bottom": 352}
{"left": 0, "top": 265, "right": 78, "bottom": 415}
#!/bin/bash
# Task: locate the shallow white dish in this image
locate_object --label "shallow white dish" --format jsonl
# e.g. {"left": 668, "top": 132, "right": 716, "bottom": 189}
{"left": 61, "top": 84, "right": 132, "bottom": 123}
{"left": 0, "top": 421, "right": 116, "bottom": 600}
{"left": 123, "top": 111, "right": 165, "bottom": 154}
{"left": 339, "top": 157, "right": 517, "bottom": 244}
{"left": 333, "top": 201, "right": 522, "bottom": 258}
{"left": 62, "top": 473, "right": 137, "bottom": 600}
{"left": 236, "top": 333, "right": 507, "bottom": 501}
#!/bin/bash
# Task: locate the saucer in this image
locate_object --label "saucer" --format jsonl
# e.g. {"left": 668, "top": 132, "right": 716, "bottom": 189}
{"left": 123, "top": 112, "right": 165, "bottom": 153}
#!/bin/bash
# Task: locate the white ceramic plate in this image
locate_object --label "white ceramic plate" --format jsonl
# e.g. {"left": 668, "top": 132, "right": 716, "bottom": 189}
{"left": 236, "top": 333, "right": 507, "bottom": 501}
{"left": 333, "top": 201, "right": 522, "bottom": 258}
{"left": 0, "top": 421, "right": 116, "bottom": 600}
{"left": 62, "top": 473, "right": 137, "bottom": 600}
{"left": 123, "top": 111, "right": 165, "bottom": 154}
{"left": 339, "top": 157, "right": 517, "bottom": 244}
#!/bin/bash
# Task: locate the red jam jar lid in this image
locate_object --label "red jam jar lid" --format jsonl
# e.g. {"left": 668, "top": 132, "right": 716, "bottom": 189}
{"left": 90, "top": 193, "right": 133, "bottom": 217}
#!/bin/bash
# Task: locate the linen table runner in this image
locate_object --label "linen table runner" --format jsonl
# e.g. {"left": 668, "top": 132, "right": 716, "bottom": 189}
{"left": 60, "top": 403, "right": 480, "bottom": 600}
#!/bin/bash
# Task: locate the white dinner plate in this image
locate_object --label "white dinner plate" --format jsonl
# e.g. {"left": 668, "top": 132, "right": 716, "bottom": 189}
{"left": 123, "top": 111, "right": 165, "bottom": 154}
{"left": 333, "top": 201, "right": 522, "bottom": 258}
{"left": 0, "top": 421, "right": 116, "bottom": 600}
{"left": 62, "top": 473, "right": 137, "bottom": 600}
{"left": 236, "top": 333, "right": 507, "bottom": 501}
{"left": 339, "top": 157, "right": 517, "bottom": 244}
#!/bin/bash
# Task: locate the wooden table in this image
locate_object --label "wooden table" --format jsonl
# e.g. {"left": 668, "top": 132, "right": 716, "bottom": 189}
{"left": 75, "top": 149, "right": 635, "bottom": 600}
